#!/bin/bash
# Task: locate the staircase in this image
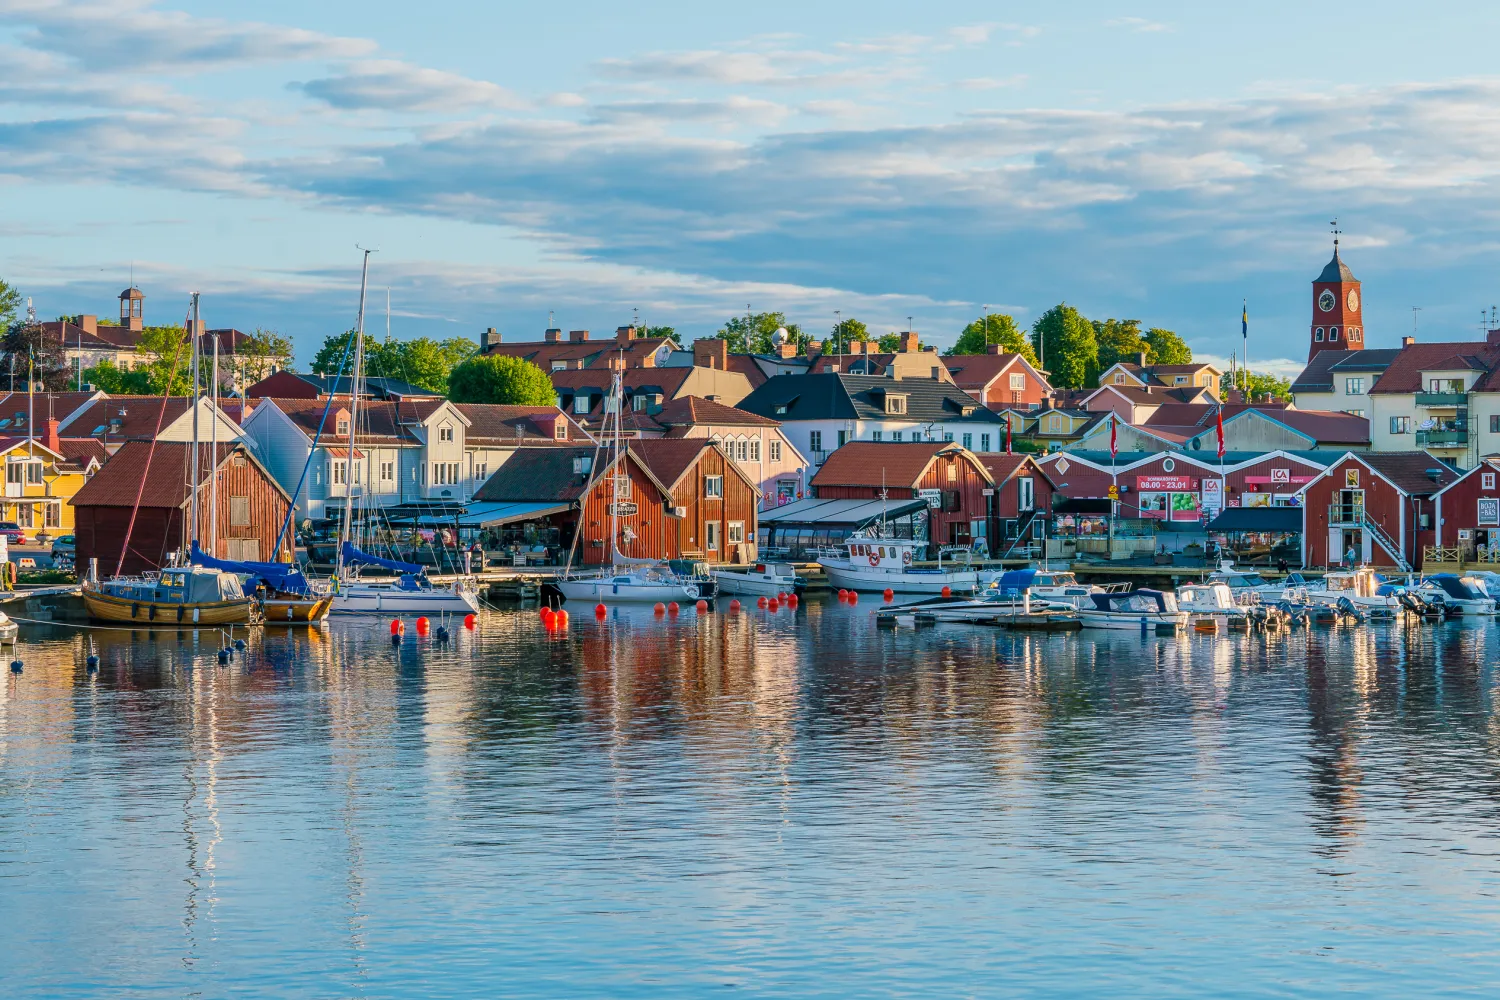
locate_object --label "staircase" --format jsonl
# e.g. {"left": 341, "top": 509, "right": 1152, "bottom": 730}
{"left": 1360, "top": 513, "right": 1412, "bottom": 572}
{"left": 1327, "top": 504, "right": 1412, "bottom": 572}
{"left": 999, "top": 511, "right": 1042, "bottom": 559}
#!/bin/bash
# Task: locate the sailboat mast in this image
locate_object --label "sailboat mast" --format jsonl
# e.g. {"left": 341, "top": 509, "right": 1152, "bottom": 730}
{"left": 610, "top": 367, "right": 620, "bottom": 569}
{"left": 189, "top": 292, "right": 201, "bottom": 555}
{"left": 337, "top": 250, "right": 372, "bottom": 580}
{"left": 210, "top": 329, "right": 219, "bottom": 555}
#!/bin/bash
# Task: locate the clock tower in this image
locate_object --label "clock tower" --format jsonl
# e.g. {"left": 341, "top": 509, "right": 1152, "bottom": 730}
{"left": 1309, "top": 231, "right": 1363, "bottom": 362}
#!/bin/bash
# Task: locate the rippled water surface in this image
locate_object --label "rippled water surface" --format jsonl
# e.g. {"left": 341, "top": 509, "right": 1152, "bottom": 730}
{"left": 4, "top": 600, "right": 1500, "bottom": 997}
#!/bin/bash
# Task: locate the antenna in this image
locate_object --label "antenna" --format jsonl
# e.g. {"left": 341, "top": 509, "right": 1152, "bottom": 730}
{"left": 547, "top": 309, "right": 554, "bottom": 328}
{"left": 1411, "top": 306, "right": 1422, "bottom": 337}
{"left": 1330, "top": 218, "right": 1341, "bottom": 248}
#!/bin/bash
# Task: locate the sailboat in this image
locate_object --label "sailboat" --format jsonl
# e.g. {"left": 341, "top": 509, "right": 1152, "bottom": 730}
{"left": 327, "top": 251, "right": 480, "bottom": 616}
{"left": 554, "top": 369, "right": 706, "bottom": 605}
{"left": 82, "top": 292, "right": 260, "bottom": 626}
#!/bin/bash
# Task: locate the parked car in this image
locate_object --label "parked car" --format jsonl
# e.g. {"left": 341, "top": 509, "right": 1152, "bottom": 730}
{"left": 51, "top": 534, "right": 75, "bottom": 561}
{"left": 0, "top": 522, "right": 26, "bottom": 545}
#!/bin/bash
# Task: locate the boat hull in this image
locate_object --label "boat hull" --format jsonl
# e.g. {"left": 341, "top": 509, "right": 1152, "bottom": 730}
{"left": 556, "top": 578, "right": 699, "bottom": 604}
{"left": 330, "top": 587, "right": 480, "bottom": 614}
{"left": 821, "top": 562, "right": 978, "bottom": 594}
{"left": 1077, "top": 611, "right": 1189, "bottom": 632}
{"left": 712, "top": 571, "right": 802, "bottom": 597}
{"left": 83, "top": 588, "right": 259, "bottom": 626}
{"left": 262, "top": 594, "right": 335, "bottom": 624}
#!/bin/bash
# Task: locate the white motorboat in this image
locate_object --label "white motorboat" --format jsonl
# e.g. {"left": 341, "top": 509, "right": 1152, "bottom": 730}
{"left": 981, "top": 568, "right": 1114, "bottom": 609}
{"left": 1417, "top": 574, "right": 1497, "bottom": 616}
{"left": 1206, "top": 563, "right": 1301, "bottom": 605}
{"left": 0, "top": 610, "right": 17, "bottom": 640}
{"left": 1077, "top": 589, "right": 1188, "bottom": 632}
{"left": 713, "top": 563, "right": 803, "bottom": 598}
{"left": 819, "top": 536, "right": 978, "bottom": 594}
{"left": 1176, "top": 582, "right": 1252, "bottom": 629}
{"left": 556, "top": 568, "right": 702, "bottom": 604}
{"left": 876, "top": 569, "right": 1076, "bottom": 626}
{"left": 1296, "top": 567, "right": 1400, "bottom": 612}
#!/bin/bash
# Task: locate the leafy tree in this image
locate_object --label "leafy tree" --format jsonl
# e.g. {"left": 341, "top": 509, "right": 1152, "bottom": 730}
{"left": 949, "top": 313, "right": 1038, "bottom": 365}
{"left": 82, "top": 359, "right": 154, "bottom": 394}
{"left": 1093, "top": 318, "right": 1149, "bottom": 370}
{"left": 309, "top": 330, "right": 369, "bottom": 376}
{"left": 1240, "top": 370, "right": 1293, "bottom": 402}
{"left": 876, "top": 332, "right": 907, "bottom": 352}
{"left": 1031, "top": 304, "right": 1098, "bottom": 389}
{"left": 235, "top": 328, "right": 294, "bottom": 381}
{"left": 386, "top": 337, "right": 478, "bottom": 393}
{"left": 642, "top": 326, "right": 676, "bottom": 339}
{"left": 1144, "top": 327, "right": 1192, "bottom": 365}
{"left": 447, "top": 354, "right": 555, "bottom": 405}
{"left": 718, "top": 311, "right": 809, "bottom": 355}
{"left": 80, "top": 324, "right": 194, "bottom": 395}
{"left": 828, "top": 318, "right": 870, "bottom": 353}
{"left": 1, "top": 320, "right": 71, "bottom": 391}
{"left": 0, "top": 277, "right": 21, "bottom": 330}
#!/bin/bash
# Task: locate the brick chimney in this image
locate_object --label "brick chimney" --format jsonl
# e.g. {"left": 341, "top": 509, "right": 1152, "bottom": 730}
{"left": 1486, "top": 329, "right": 1500, "bottom": 348}
{"left": 569, "top": 329, "right": 589, "bottom": 342}
{"left": 1402, "top": 335, "right": 1416, "bottom": 347}
{"left": 75, "top": 315, "right": 98, "bottom": 335}
{"left": 1137, "top": 351, "right": 1148, "bottom": 367}
{"left": 777, "top": 342, "right": 798, "bottom": 359}
{"left": 693, "top": 338, "right": 729, "bottom": 370}
{"left": 899, "top": 331, "right": 919, "bottom": 353}
{"left": 986, "top": 343, "right": 1003, "bottom": 355}
{"left": 616, "top": 326, "right": 638, "bottom": 343}
{"left": 482, "top": 327, "right": 501, "bottom": 351}
{"left": 45, "top": 418, "right": 60, "bottom": 454}
{"left": 545, "top": 328, "right": 562, "bottom": 343}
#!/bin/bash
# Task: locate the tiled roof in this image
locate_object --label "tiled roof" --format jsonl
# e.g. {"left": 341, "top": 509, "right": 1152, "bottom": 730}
{"left": 1356, "top": 451, "right": 1460, "bottom": 495}
{"left": 56, "top": 437, "right": 108, "bottom": 472}
{"left": 71, "top": 442, "right": 247, "bottom": 508}
{"left": 39, "top": 321, "right": 139, "bottom": 353}
{"left": 978, "top": 454, "right": 1053, "bottom": 488}
{"left": 811, "top": 441, "right": 979, "bottom": 490}
{"left": 261, "top": 397, "right": 417, "bottom": 445}
{"left": 1289, "top": 349, "right": 1355, "bottom": 392}
{"left": 483, "top": 336, "right": 674, "bottom": 371}
{"left": 942, "top": 353, "right": 1028, "bottom": 390}
{"left": 652, "top": 395, "right": 778, "bottom": 427}
{"left": 807, "top": 352, "right": 896, "bottom": 376}
{"left": 453, "top": 404, "right": 577, "bottom": 444}
{"left": 473, "top": 446, "right": 602, "bottom": 502}
{"left": 1367, "top": 342, "right": 1500, "bottom": 394}
{"left": 61, "top": 396, "right": 195, "bottom": 441}
{"left": 628, "top": 438, "right": 717, "bottom": 490}
{"left": 737, "top": 373, "right": 1001, "bottom": 423}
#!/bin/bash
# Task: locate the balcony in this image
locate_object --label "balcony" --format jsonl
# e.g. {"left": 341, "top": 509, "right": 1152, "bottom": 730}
{"left": 1328, "top": 504, "right": 1366, "bottom": 526}
{"left": 1416, "top": 428, "right": 1468, "bottom": 447}
{"left": 1415, "top": 391, "right": 1467, "bottom": 407}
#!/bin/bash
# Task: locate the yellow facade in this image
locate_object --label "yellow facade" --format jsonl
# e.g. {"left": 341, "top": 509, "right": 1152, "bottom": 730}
{"left": 0, "top": 441, "right": 94, "bottom": 538}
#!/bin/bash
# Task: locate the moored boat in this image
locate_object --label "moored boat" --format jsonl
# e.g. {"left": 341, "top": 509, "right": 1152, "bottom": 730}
{"left": 1176, "top": 582, "right": 1252, "bottom": 630}
{"left": 819, "top": 536, "right": 977, "bottom": 594}
{"left": 1417, "top": 573, "right": 1497, "bottom": 617}
{"left": 83, "top": 565, "right": 260, "bottom": 625}
{"left": 713, "top": 562, "right": 803, "bottom": 598}
{"left": 1077, "top": 589, "right": 1188, "bottom": 633}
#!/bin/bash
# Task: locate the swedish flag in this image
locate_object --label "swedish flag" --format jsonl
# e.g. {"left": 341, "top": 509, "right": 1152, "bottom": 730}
{"left": 1242, "top": 300, "right": 1248, "bottom": 340}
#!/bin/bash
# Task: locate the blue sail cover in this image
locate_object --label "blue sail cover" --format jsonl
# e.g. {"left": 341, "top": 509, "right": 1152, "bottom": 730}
{"left": 993, "top": 569, "right": 1038, "bottom": 596}
{"left": 189, "top": 542, "right": 312, "bottom": 595}
{"left": 340, "top": 542, "right": 424, "bottom": 576}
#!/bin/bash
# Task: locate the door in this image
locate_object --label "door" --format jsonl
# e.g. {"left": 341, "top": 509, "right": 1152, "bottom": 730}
{"left": 4, "top": 462, "right": 20, "bottom": 499}
{"left": 705, "top": 521, "right": 720, "bottom": 555}
{"left": 1336, "top": 489, "right": 1364, "bottom": 523}
{"left": 1018, "top": 476, "right": 1035, "bottom": 512}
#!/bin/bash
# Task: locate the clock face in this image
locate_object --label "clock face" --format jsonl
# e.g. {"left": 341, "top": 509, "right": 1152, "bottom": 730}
{"left": 1347, "top": 289, "right": 1360, "bottom": 312}
{"left": 1318, "top": 290, "right": 1336, "bottom": 312}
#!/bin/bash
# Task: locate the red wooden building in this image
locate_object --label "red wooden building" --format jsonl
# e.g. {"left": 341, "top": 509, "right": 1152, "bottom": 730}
{"left": 71, "top": 442, "right": 294, "bottom": 577}
{"left": 1431, "top": 457, "right": 1500, "bottom": 560}
{"left": 631, "top": 439, "right": 760, "bottom": 563}
{"left": 1300, "top": 452, "right": 1459, "bottom": 569}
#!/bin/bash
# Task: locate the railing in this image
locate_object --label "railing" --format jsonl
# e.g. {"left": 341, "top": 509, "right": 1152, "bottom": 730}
{"left": 1416, "top": 428, "right": 1468, "bottom": 447}
{"left": 1327, "top": 504, "right": 1366, "bottom": 525}
{"left": 810, "top": 450, "right": 830, "bottom": 465}
{"left": 1415, "top": 391, "right": 1467, "bottom": 407}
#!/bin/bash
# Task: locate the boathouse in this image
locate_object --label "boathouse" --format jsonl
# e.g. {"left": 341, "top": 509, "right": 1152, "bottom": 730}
{"left": 70, "top": 441, "right": 294, "bottom": 577}
{"left": 811, "top": 442, "right": 995, "bottom": 550}
{"left": 1429, "top": 457, "right": 1500, "bottom": 564}
{"left": 1299, "top": 451, "right": 1460, "bottom": 570}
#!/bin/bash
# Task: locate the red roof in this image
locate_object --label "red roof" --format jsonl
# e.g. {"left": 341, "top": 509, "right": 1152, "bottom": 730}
{"left": 978, "top": 453, "right": 1054, "bottom": 488}
{"left": 811, "top": 441, "right": 985, "bottom": 490}
{"left": 652, "top": 395, "right": 777, "bottom": 427}
{"left": 627, "top": 438, "right": 722, "bottom": 490}
{"left": 260, "top": 397, "right": 417, "bottom": 445}
{"left": 1369, "top": 341, "right": 1500, "bottom": 394}
{"left": 1345, "top": 452, "right": 1461, "bottom": 495}
{"left": 71, "top": 442, "right": 266, "bottom": 508}
{"left": 61, "top": 396, "right": 195, "bottom": 441}
{"left": 1261, "top": 409, "right": 1369, "bottom": 444}
{"left": 57, "top": 437, "right": 108, "bottom": 472}
{"left": 453, "top": 404, "right": 577, "bottom": 444}
{"left": 943, "top": 353, "right": 1042, "bottom": 391}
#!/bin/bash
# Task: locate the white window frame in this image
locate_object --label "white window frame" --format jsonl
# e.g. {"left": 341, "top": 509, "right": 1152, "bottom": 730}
{"left": 1484, "top": 472, "right": 1497, "bottom": 491}
{"left": 727, "top": 521, "right": 744, "bottom": 544}
{"left": 1009, "top": 373, "right": 1025, "bottom": 391}
{"left": 704, "top": 475, "right": 724, "bottom": 498}
{"left": 769, "top": 439, "right": 781, "bottom": 462}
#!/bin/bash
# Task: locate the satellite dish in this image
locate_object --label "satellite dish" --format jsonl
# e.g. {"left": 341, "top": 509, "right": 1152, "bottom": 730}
{"left": 772, "top": 327, "right": 789, "bottom": 346}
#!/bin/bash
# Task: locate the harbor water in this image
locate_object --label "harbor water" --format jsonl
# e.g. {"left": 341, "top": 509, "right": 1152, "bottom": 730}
{"left": 3, "top": 600, "right": 1500, "bottom": 997}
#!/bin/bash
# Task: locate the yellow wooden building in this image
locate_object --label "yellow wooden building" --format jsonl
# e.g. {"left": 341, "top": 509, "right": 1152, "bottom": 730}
{"left": 0, "top": 436, "right": 105, "bottom": 539}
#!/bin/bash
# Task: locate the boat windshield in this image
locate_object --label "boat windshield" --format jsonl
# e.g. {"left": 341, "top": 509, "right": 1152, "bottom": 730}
{"left": 1035, "top": 573, "right": 1078, "bottom": 586}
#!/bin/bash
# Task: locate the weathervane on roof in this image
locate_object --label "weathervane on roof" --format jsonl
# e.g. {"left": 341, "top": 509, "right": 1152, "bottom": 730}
{"left": 1330, "top": 218, "right": 1341, "bottom": 249}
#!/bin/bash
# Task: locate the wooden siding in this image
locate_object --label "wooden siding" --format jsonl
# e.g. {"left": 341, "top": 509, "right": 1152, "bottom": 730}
{"left": 193, "top": 451, "right": 294, "bottom": 563}
{"left": 1435, "top": 468, "right": 1500, "bottom": 548}
{"left": 572, "top": 455, "right": 675, "bottom": 566}
{"left": 668, "top": 446, "right": 759, "bottom": 563}
{"left": 1302, "top": 457, "right": 1433, "bottom": 569}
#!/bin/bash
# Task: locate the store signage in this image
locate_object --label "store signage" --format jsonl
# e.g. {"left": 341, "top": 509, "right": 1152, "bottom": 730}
{"left": 609, "top": 502, "right": 639, "bottom": 516}
{"left": 1137, "top": 475, "right": 1196, "bottom": 491}
{"left": 917, "top": 488, "right": 943, "bottom": 509}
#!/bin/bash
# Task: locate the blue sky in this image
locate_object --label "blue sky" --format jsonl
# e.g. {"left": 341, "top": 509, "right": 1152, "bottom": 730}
{"left": 5, "top": 1, "right": 1500, "bottom": 376}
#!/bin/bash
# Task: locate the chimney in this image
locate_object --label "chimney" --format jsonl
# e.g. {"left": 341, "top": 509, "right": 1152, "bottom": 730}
{"left": 482, "top": 327, "right": 501, "bottom": 350}
{"left": 545, "top": 328, "right": 562, "bottom": 343}
{"left": 777, "top": 342, "right": 798, "bottom": 359}
{"left": 44, "top": 418, "right": 60, "bottom": 454}
{"left": 693, "top": 338, "right": 729, "bottom": 371}
{"left": 899, "top": 331, "right": 920, "bottom": 353}
{"left": 75, "top": 315, "right": 97, "bottom": 335}
{"left": 1402, "top": 335, "right": 1416, "bottom": 347}
{"left": 569, "top": 329, "right": 589, "bottom": 343}
{"left": 986, "top": 343, "right": 1003, "bottom": 356}
{"left": 1137, "top": 351, "right": 1148, "bottom": 367}
{"left": 1486, "top": 329, "right": 1500, "bottom": 348}
{"left": 616, "top": 326, "right": 638, "bottom": 343}
{"left": 931, "top": 366, "right": 942, "bottom": 380}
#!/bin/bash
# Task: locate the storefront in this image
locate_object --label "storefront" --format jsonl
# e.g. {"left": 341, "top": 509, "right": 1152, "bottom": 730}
{"left": 1135, "top": 475, "right": 1205, "bottom": 523}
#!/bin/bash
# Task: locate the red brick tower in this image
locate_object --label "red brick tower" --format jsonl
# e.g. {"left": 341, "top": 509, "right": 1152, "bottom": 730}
{"left": 1309, "top": 230, "right": 1363, "bottom": 362}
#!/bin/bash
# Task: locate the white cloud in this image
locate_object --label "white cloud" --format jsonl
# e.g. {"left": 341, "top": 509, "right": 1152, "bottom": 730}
{"left": 1105, "top": 16, "right": 1172, "bottom": 33}
{"left": 297, "top": 61, "right": 524, "bottom": 112}
{"left": 590, "top": 96, "right": 790, "bottom": 128}
{"left": 954, "top": 75, "right": 1028, "bottom": 91}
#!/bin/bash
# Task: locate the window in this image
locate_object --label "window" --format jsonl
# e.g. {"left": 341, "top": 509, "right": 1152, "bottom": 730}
{"left": 44, "top": 502, "right": 60, "bottom": 528}
{"left": 884, "top": 394, "right": 907, "bottom": 415}
{"left": 737, "top": 439, "right": 749, "bottom": 462}
{"left": 381, "top": 461, "right": 394, "bottom": 482}
{"left": 332, "top": 461, "right": 346, "bottom": 486}
{"left": 474, "top": 463, "right": 487, "bottom": 482}
{"left": 1344, "top": 409, "right": 1365, "bottom": 418}
{"left": 551, "top": 361, "right": 567, "bottom": 371}
{"left": 769, "top": 440, "right": 781, "bottom": 461}
{"left": 438, "top": 424, "right": 454, "bottom": 442}
{"left": 1345, "top": 378, "right": 1364, "bottom": 394}
{"left": 1315, "top": 328, "right": 1325, "bottom": 341}
{"left": 1114, "top": 373, "right": 1126, "bottom": 384}
{"left": 1009, "top": 373, "right": 1025, "bottom": 391}
{"left": 26, "top": 462, "right": 41, "bottom": 484}
{"left": 229, "top": 496, "right": 250, "bottom": 526}
{"left": 632, "top": 394, "right": 645, "bottom": 412}
{"left": 1390, "top": 416, "right": 1410, "bottom": 434}
{"left": 946, "top": 462, "right": 958, "bottom": 483}
{"left": 554, "top": 420, "right": 567, "bottom": 440}
{"left": 728, "top": 521, "right": 744, "bottom": 544}
{"left": 749, "top": 439, "right": 760, "bottom": 461}
{"left": 872, "top": 431, "right": 883, "bottom": 442}
{"left": 17, "top": 504, "right": 32, "bottom": 528}
{"left": 572, "top": 395, "right": 589, "bottom": 414}
{"left": 613, "top": 475, "right": 631, "bottom": 500}
{"left": 962, "top": 433, "right": 972, "bottom": 449}
{"left": 1329, "top": 327, "right": 1340, "bottom": 341}
{"left": 837, "top": 430, "right": 848, "bottom": 447}
{"left": 981, "top": 433, "right": 991, "bottom": 452}
{"left": 1485, "top": 473, "right": 1497, "bottom": 491}
{"left": 704, "top": 475, "right": 724, "bottom": 498}
{"left": 1174, "top": 376, "right": 1187, "bottom": 384}
{"left": 944, "top": 432, "right": 954, "bottom": 442}
{"left": 604, "top": 396, "right": 619, "bottom": 414}
{"left": 892, "top": 431, "right": 903, "bottom": 442}
{"left": 336, "top": 415, "right": 350, "bottom": 436}
{"left": 809, "top": 431, "right": 822, "bottom": 453}
{"left": 1493, "top": 415, "right": 1500, "bottom": 433}
{"left": 705, "top": 521, "right": 720, "bottom": 551}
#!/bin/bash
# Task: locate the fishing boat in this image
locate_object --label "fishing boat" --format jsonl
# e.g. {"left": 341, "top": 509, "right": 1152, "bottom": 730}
{"left": 1416, "top": 574, "right": 1497, "bottom": 617}
{"left": 1176, "top": 582, "right": 1252, "bottom": 630}
{"left": 713, "top": 562, "right": 804, "bottom": 598}
{"left": 190, "top": 543, "right": 333, "bottom": 624}
{"left": 83, "top": 564, "right": 260, "bottom": 625}
{"left": 1076, "top": 589, "right": 1188, "bottom": 632}
{"left": 819, "top": 536, "right": 978, "bottom": 595}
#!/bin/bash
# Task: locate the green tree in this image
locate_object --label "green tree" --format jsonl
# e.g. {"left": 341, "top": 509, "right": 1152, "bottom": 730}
{"left": 2, "top": 319, "right": 71, "bottom": 391}
{"left": 1031, "top": 304, "right": 1098, "bottom": 389}
{"left": 385, "top": 336, "right": 478, "bottom": 394}
{"left": 949, "top": 313, "right": 1038, "bottom": 365}
{"left": 876, "top": 332, "right": 907, "bottom": 352}
{"left": 309, "top": 330, "right": 372, "bottom": 376}
{"left": 642, "top": 326, "right": 676, "bottom": 339}
{"left": 1144, "top": 327, "right": 1192, "bottom": 365}
{"left": 1093, "top": 318, "right": 1149, "bottom": 370}
{"left": 447, "top": 354, "right": 555, "bottom": 405}
{"left": 718, "top": 311, "right": 809, "bottom": 355}
{"left": 828, "top": 318, "right": 869, "bottom": 353}
{"left": 1240, "top": 370, "right": 1292, "bottom": 402}
{"left": 82, "top": 358, "right": 154, "bottom": 394}
{"left": 0, "top": 277, "right": 21, "bottom": 330}
{"left": 80, "top": 324, "right": 194, "bottom": 395}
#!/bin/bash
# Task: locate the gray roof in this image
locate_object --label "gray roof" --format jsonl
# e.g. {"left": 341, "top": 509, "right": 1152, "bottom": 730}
{"left": 1290, "top": 349, "right": 1355, "bottom": 392}
{"left": 736, "top": 373, "right": 1002, "bottom": 423}
{"left": 293, "top": 374, "right": 440, "bottom": 399}
{"left": 1327, "top": 349, "right": 1400, "bottom": 373}
{"left": 759, "top": 496, "right": 929, "bottom": 526}
{"left": 1316, "top": 249, "right": 1357, "bottom": 283}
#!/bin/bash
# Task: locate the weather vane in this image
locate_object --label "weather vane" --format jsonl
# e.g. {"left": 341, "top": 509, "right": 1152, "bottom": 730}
{"left": 1330, "top": 218, "right": 1341, "bottom": 248}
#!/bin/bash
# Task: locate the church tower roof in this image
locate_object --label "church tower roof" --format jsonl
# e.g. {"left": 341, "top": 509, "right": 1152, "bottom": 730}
{"left": 1316, "top": 249, "right": 1356, "bottom": 284}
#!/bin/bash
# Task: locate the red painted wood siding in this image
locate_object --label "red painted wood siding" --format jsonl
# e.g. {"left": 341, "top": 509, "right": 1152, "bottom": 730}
{"left": 668, "top": 448, "right": 759, "bottom": 563}
{"left": 1435, "top": 469, "right": 1500, "bottom": 547}
{"left": 573, "top": 455, "right": 675, "bottom": 566}
{"left": 1302, "top": 458, "right": 1431, "bottom": 568}
{"left": 982, "top": 367, "right": 1047, "bottom": 410}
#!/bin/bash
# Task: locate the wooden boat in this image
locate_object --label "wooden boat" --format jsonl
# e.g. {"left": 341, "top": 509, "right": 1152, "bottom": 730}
{"left": 83, "top": 566, "right": 260, "bottom": 625}
{"left": 260, "top": 592, "right": 335, "bottom": 624}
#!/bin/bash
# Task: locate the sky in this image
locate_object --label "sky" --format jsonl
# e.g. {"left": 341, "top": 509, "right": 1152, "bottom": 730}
{"left": 6, "top": 1, "right": 1500, "bottom": 379}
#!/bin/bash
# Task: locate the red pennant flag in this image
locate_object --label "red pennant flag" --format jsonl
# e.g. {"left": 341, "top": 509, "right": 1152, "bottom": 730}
{"left": 1005, "top": 413, "right": 1013, "bottom": 454}
{"left": 1109, "top": 414, "right": 1118, "bottom": 458}
{"left": 1216, "top": 406, "right": 1225, "bottom": 459}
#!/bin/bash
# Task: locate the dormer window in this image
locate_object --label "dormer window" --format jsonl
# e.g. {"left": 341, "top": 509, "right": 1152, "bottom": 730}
{"left": 336, "top": 413, "right": 350, "bottom": 436}
{"left": 554, "top": 419, "right": 567, "bottom": 440}
{"left": 552, "top": 361, "right": 568, "bottom": 371}
{"left": 573, "top": 395, "right": 590, "bottom": 414}
{"left": 438, "top": 424, "right": 454, "bottom": 442}
{"left": 1174, "top": 376, "right": 1187, "bottom": 384}
{"left": 1114, "top": 373, "right": 1126, "bottom": 384}
{"left": 884, "top": 393, "right": 907, "bottom": 415}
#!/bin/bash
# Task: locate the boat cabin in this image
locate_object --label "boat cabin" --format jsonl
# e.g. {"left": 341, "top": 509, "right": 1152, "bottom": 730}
{"left": 1089, "top": 589, "right": 1181, "bottom": 614}
{"left": 1317, "top": 567, "right": 1383, "bottom": 598}
{"left": 101, "top": 565, "right": 246, "bottom": 603}
{"left": 1177, "top": 583, "right": 1237, "bottom": 613}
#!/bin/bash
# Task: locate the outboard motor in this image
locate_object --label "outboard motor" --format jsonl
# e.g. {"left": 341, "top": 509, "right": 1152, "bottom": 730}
{"left": 1335, "top": 595, "right": 1366, "bottom": 624}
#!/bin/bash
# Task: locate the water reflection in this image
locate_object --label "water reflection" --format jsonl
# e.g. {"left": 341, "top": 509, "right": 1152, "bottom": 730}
{"left": 3, "top": 606, "right": 1500, "bottom": 996}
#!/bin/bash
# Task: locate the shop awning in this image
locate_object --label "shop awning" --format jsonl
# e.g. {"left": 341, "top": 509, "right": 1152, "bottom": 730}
{"left": 1052, "top": 497, "right": 1113, "bottom": 514}
{"left": 388, "top": 501, "right": 570, "bottom": 527}
{"left": 759, "top": 496, "right": 929, "bottom": 527}
{"left": 1207, "top": 506, "right": 1303, "bottom": 533}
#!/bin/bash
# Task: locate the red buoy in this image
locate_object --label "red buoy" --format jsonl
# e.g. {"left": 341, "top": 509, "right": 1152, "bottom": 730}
{"left": 787, "top": 594, "right": 799, "bottom": 608}
{"left": 695, "top": 599, "right": 708, "bottom": 612}
{"left": 654, "top": 602, "right": 666, "bottom": 615}
{"left": 837, "top": 589, "right": 848, "bottom": 600}
{"left": 667, "top": 602, "right": 680, "bottom": 615}
{"left": 777, "top": 591, "right": 788, "bottom": 601}
{"left": 941, "top": 586, "right": 952, "bottom": 598}
{"left": 463, "top": 613, "right": 476, "bottom": 630}
{"left": 729, "top": 599, "right": 741, "bottom": 612}
{"left": 389, "top": 618, "right": 403, "bottom": 635}
{"left": 756, "top": 596, "right": 768, "bottom": 608}
{"left": 883, "top": 588, "right": 894, "bottom": 602}
{"left": 556, "top": 609, "right": 569, "bottom": 627}
{"left": 595, "top": 603, "right": 607, "bottom": 618}
{"left": 768, "top": 599, "right": 780, "bottom": 611}
{"left": 539, "top": 607, "right": 553, "bottom": 621}
{"left": 847, "top": 591, "right": 858, "bottom": 604}
{"left": 415, "top": 616, "right": 430, "bottom": 635}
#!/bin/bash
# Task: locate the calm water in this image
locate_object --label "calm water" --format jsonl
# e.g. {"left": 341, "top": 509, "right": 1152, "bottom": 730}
{"left": 3, "top": 601, "right": 1500, "bottom": 998}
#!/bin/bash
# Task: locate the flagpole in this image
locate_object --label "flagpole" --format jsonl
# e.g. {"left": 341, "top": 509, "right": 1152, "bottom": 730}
{"left": 1109, "top": 413, "right": 1118, "bottom": 554}
{"left": 1241, "top": 299, "right": 1249, "bottom": 399}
